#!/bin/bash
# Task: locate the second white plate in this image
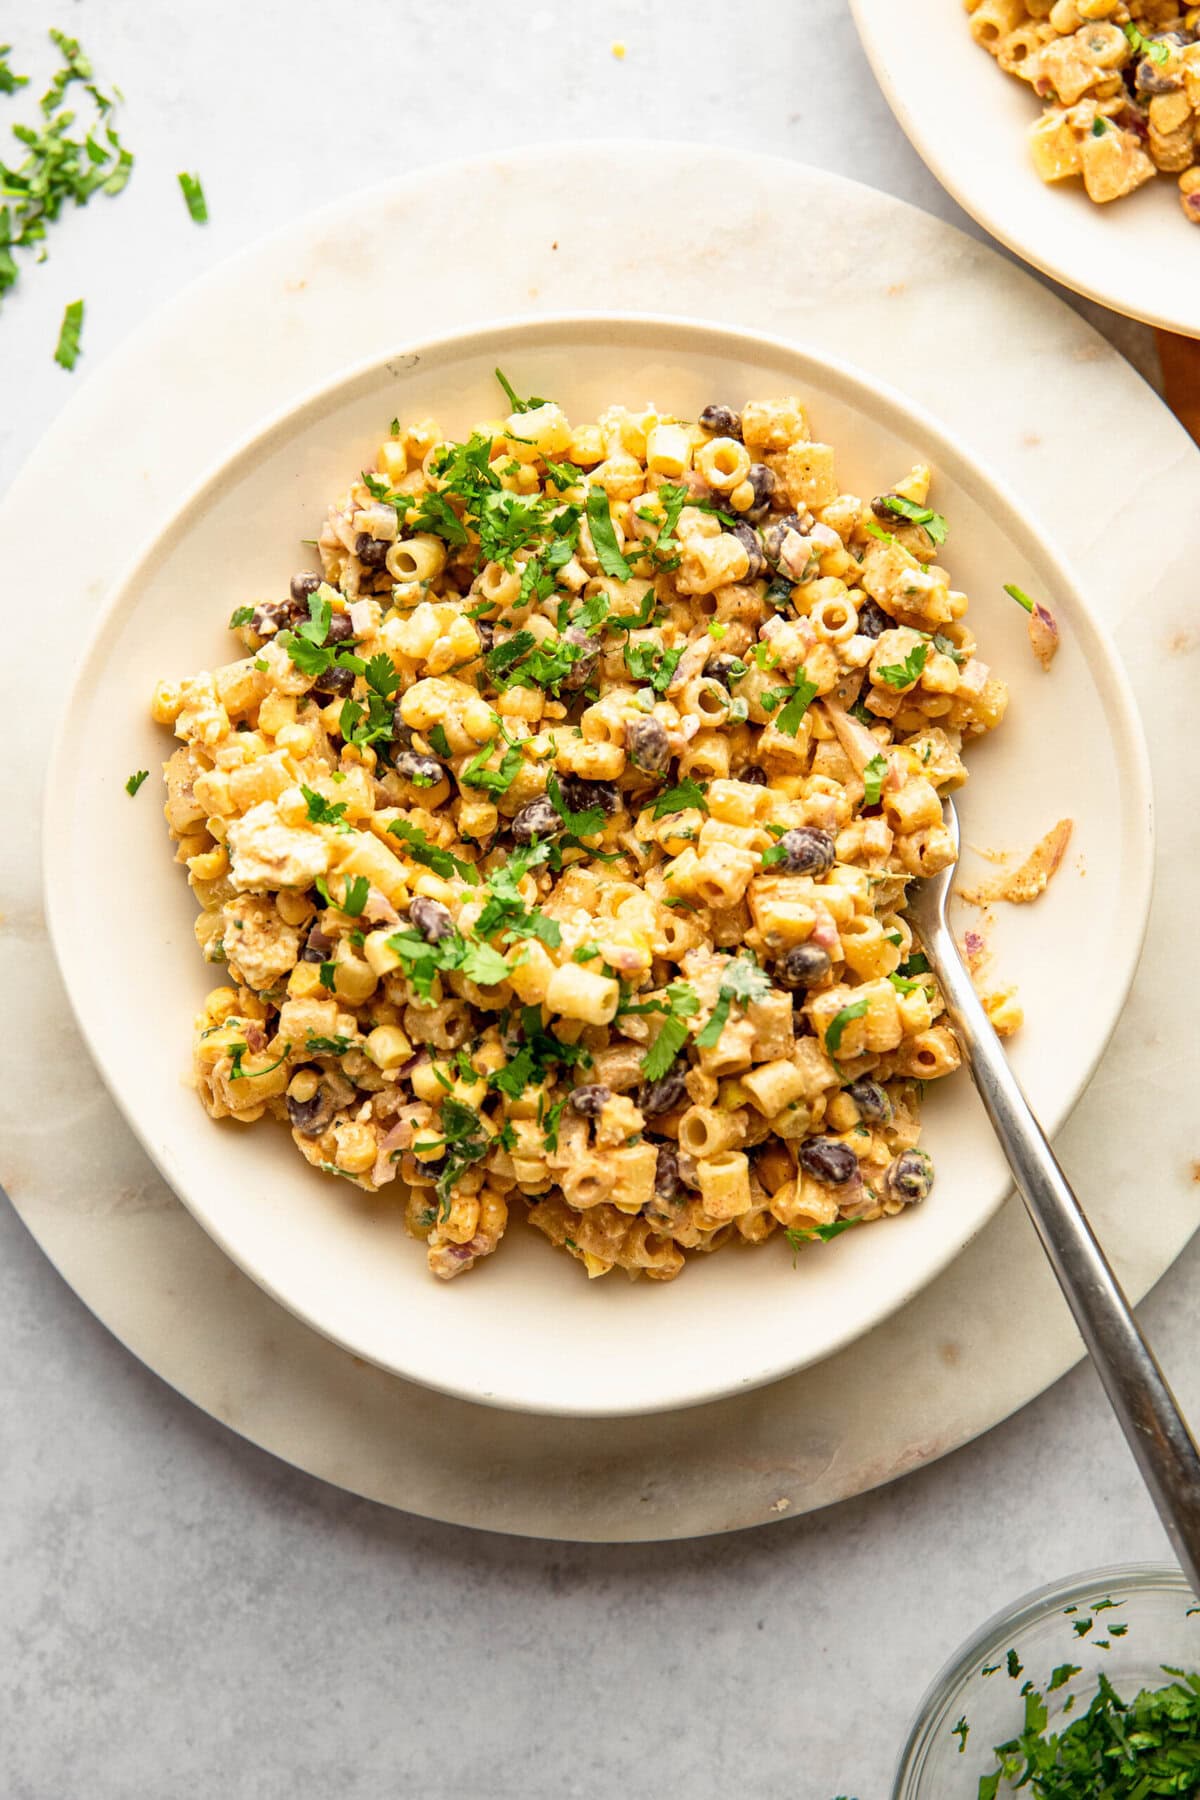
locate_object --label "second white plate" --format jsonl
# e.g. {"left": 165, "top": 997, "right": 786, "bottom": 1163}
{"left": 43, "top": 311, "right": 1152, "bottom": 1418}
{"left": 851, "top": 0, "right": 1200, "bottom": 338}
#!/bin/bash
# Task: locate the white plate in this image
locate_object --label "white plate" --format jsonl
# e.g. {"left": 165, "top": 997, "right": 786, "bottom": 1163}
{"left": 43, "top": 311, "right": 1153, "bottom": 1418}
{"left": 850, "top": 0, "right": 1199, "bottom": 338}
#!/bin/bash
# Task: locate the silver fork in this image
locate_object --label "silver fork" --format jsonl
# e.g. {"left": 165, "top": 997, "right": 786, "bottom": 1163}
{"left": 907, "top": 797, "right": 1200, "bottom": 1591}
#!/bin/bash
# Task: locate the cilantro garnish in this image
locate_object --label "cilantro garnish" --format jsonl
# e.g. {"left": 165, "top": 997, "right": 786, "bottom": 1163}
{"left": 1003, "top": 582, "right": 1035, "bottom": 614}
{"left": 420, "top": 1096, "right": 491, "bottom": 1217}
{"left": 1091, "top": 116, "right": 1108, "bottom": 137}
{"left": 301, "top": 785, "right": 349, "bottom": 830}
{"left": 783, "top": 1219, "right": 860, "bottom": 1262}
{"left": 652, "top": 778, "right": 708, "bottom": 821}
{"left": 0, "top": 30, "right": 134, "bottom": 310}
{"left": 824, "top": 996, "right": 869, "bottom": 1056}
{"left": 1124, "top": 21, "right": 1171, "bottom": 63}
{"left": 950, "top": 1716, "right": 969, "bottom": 1755}
{"left": 875, "top": 643, "right": 928, "bottom": 690}
{"left": 889, "top": 971, "right": 931, "bottom": 997}
{"left": 318, "top": 961, "right": 337, "bottom": 992}
{"left": 340, "top": 652, "right": 400, "bottom": 752}
{"left": 229, "top": 606, "right": 255, "bottom": 629}
{"left": 387, "top": 819, "right": 479, "bottom": 884}
{"left": 931, "top": 631, "right": 966, "bottom": 667}
{"left": 315, "top": 873, "right": 369, "bottom": 916}
{"left": 53, "top": 297, "right": 83, "bottom": 369}
{"left": 228, "top": 1039, "right": 292, "bottom": 1081}
{"left": 773, "top": 670, "right": 819, "bottom": 736}
{"left": 695, "top": 953, "right": 772, "bottom": 1050}
{"left": 124, "top": 769, "right": 149, "bottom": 797}
{"left": 428, "top": 724, "right": 453, "bottom": 760}
{"left": 494, "top": 367, "right": 550, "bottom": 414}
{"left": 624, "top": 640, "right": 683, "bottom": 694}
{"left": 177, "top": 170, "right": 207, "bottom": 223}
{"left": 460, "top": 734, "right": 525, "bottom": 797}
{"left": 409, "top": 488, "right": 470, "bottom": 547}
{"left": 541, "top": 1094, "right": 568, "bottom": 1153}
{"left": 879, "top": 494, "right": 947, "bottom": 546}
{"left": 488, "top": 1003, "right": 591, "bottom": 1103}
{"left": 486, "top": 631, "right": 537, "bottom": 679}
{"left": 585, "top": 488, "right": 633, "bottom": 580}
{"left": 978, "top": 1663, "right": 1200, "bottom": 1799}
{"left": 862, "top": 752, "right": 887, "bottom": 807}
{"left": 304, "top": 1032, "right": 352, "bottom": 1056}
{"left": 546, "top": 773, "right": 606, "bottom": 839}
{"left": 898, "top": 951, "right": 930, "bottom": 978}
{"left": 0, "top": 47, "right": 28, "bottom": 96}
{"left": 457, "top": 938, "right": 512, "bottom": 986}
{"left": 639, "top": 983, "right": 700, "bottom": 1080}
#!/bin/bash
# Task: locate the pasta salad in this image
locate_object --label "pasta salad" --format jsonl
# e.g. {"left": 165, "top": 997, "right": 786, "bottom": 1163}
{"left": 967, "top": 0, "right": 1200, "bottom": 220}
{"left": 151, "top": 375, "right": 1010, "bottom": 1283}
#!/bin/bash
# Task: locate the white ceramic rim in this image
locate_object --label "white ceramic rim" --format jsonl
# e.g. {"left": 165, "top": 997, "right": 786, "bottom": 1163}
{"left": 891, "top": 1562, "right": 1187, "bottom": 1796}
{"left": 847, "top": 0, "right": 1199, "bottom": 339}
{"left": 42, "top": 309, "right": 1155, "bottom": 1416}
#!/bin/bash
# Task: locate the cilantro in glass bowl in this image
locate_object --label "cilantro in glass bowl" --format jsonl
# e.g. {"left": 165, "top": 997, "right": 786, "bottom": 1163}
{"left": 892, "top": 1565, "right": 1200, "bottom": 1797}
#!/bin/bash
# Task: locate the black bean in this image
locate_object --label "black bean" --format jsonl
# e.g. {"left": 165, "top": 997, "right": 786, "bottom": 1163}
{"left": 884, "top": 1148, "right": 934, "bottom": 1206}
{"left": 408, "top": 896, "right": 454, "bottom": 943}
{"left": 394, "top": 748, "right": 445, "bottom": 787}
{"left": 1135, "top": 54, "right": 1181, "bottom": 96}
{"left": 290, "top": 572, "right": 323, "bottom": 604}
{"left": 639, "top": 1063, "right": 688, "bottom": 1118}
{"left": 653, "top": 1145, "right": 684, "bottom": 1203}
{"left": 626, "top": 715, "right": 670, "bottom": 776}
{"left": 776, "top": 942, "right": 832, "bottom": 991}
{"left": 313, "top": 664, "right": 356, "bottom": 700}
{"left": 728, "top": 520, "right": 767, "bottom": 582}
{"left": 326, "top": 612, "right": 355, "bottom": 644}
{"left": 474, "top": 619, "right": 495, "bottom": 655}
{"left": 354, "top": 533, "right": 389, "bottom": 569}
{"left": 698, "top": 404, "right": 742, "bottom": 440}
{"left": 390, "top": 707, "right": 415, "bottom": 751}
{"left": 870, "top": 493, "right": 906, "bottom": 523}
{"left": 704, "top": 652, "right": 747, "bottom": 689}
{"left": 250, "top": 597, "right": 306, "bottom": 637}
{"left": 857, "top": 598, "right": 892, "bottom": 640}
{"left": 765, "top": 576, "right": 794, "bottom": 611}
{"left": 797, "top": 1137, "right": 859, "bottom": 1185}
{"left": 511, "top": 796, "right": 563, "bottom": 844}
{"left": 569, "top": 1083, "right": 611, "bottom": 1117}
{"left": 287, "top": 1079, "right": 337, "bottom": 1137}
{"left": 742, "top": 463, "right": 777, "bottom": 522}
{"left": 761, "top": 513, "right": 809, "bottom": 568}
{"left": 737, "top": 766, "right": 768, "bottom": 786}
{"left": 845, "top": 1077, "right": 893, "bottom": 1125}
{"left": 772, "top": 827, "right": 836, "bottom": 876}
{"left": 559, "top": 774, "right": 621, "bottom": 817}
{"left": 560, "top": 625, "right": 601, "bottom": 692}
{"left": 300, "top": 926, "right": 333, "bottom": 964}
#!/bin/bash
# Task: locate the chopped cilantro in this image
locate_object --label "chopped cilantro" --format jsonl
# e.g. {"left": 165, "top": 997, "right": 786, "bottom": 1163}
{"left": 878, "top": 494, "right": 947, "bottom": 546}
{"left": 177, "top": 170, "right": 207, "bottom": 223}
{"left": 1124, "top": 21, "right": 1171, "bottom": 63}
{"left": 774, "top": 670, "right": 819, "bottom": 736}
{"left": 695, "top": 953, "right": 772, "bottom": 1049}
{"left": 547, "top": 773, "right": 606, "bottom": 839}
{"left": 318, "top": 961, "right": 337, "bottom": 992}
{"left": 824, "top": 996, "right": 869, "bottom": 1056}
{"left": 124, "top": 769, "right": 149, "bottom": 796}
{"left": 585, "top": 488, "right": 633, "bottom": 580}
{"left": 53, "top": 297, "right": 83, "bottom": 369}
{"left": 227, "top": 1040, "right": 292, "bottom": 1081}
{"left": 875, "top": 642, "right": 928, "bottom": 690}
{"left": 428, "top": 723, "right": 453, "bottom": 760}
{"left": 639, "top": 982, "right": 700, "bottom": 1080}
{"left": 387, "top": 818, "right": 479, "bottom": 883}
{"left": 315, "top": 873, "right": 369, "bottom": 916}
{"left": 783, "top": 1219, "right": 860, "bottom": 1261}
{"left": 624, "top": 640, "right": 684, "bottom": 693}
{"left": 229, "top": 605, "right": 255, "bottom": 629}
{"left": 460, "top": 735, "right": 525, "bottom": 797}
{"left": 304, "top": 1032, "right": 352, "bottom": 1056}
{"left": 494, "top": 367, "right": 550, "bottom": 414}
{"left": 862, "top": 752, "right": 887, "bottom": 806}
{"left": 301, "top": 784, "right": 349, "bottom": 830}
{"left": 652, "top": 778, "right": 708, "bottom": 821}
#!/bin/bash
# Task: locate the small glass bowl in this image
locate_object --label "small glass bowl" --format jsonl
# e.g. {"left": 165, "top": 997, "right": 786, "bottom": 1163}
{"left": 892, "top": 1564, "right": 1200, "bottom": 1797}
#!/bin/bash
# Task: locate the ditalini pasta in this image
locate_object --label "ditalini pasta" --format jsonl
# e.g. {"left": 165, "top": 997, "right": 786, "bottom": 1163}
{"left": 151, "top": 376, "right": 1011, "bottom": 1283}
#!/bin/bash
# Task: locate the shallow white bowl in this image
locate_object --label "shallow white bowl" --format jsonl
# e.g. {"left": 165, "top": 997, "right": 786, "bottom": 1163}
{"left": 44, "top": 314, "right": 1153, "bottom": 1417}
{"left": 851, "top": 0, "right": 1199, "bottom": 338}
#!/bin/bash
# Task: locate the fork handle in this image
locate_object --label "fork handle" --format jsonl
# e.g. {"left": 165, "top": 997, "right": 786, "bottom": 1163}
{"left": 922, "top": 914, "right": 1200, "bottom": 1592}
